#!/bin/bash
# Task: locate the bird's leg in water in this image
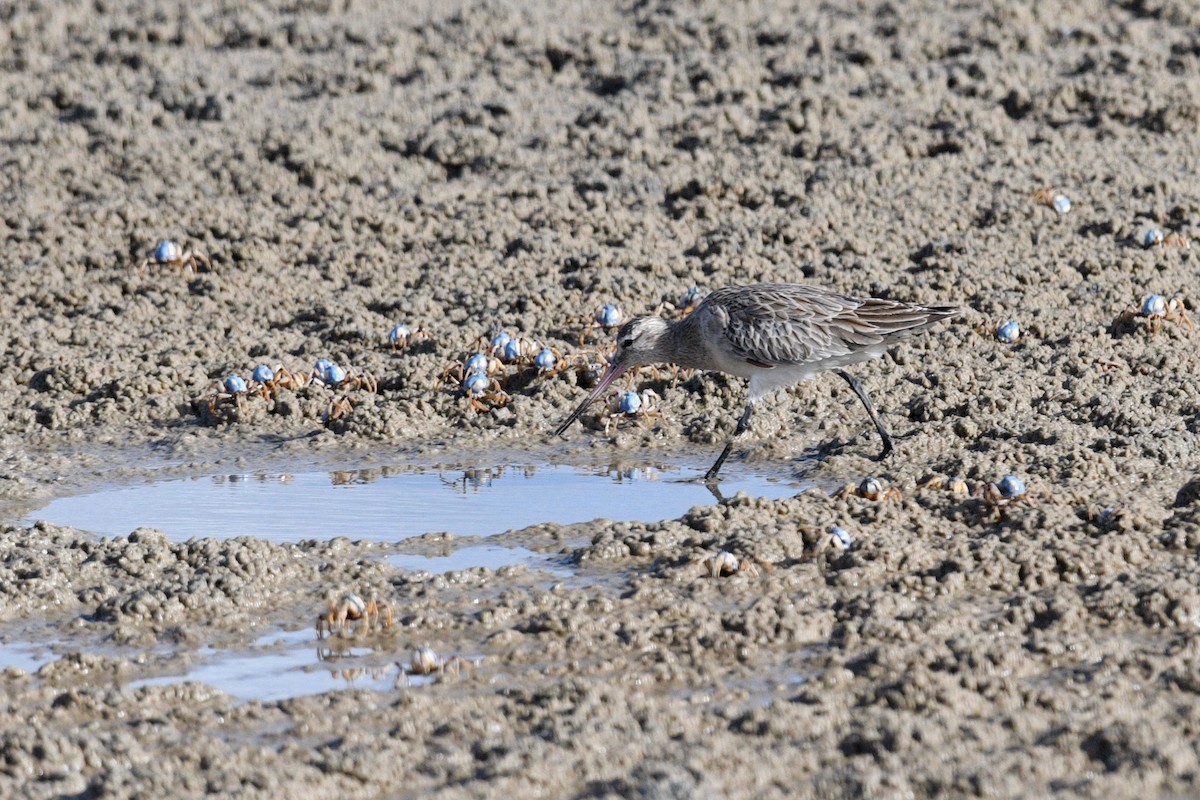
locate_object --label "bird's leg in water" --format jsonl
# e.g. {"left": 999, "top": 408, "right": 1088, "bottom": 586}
{"left": 704, "top": 401, "right": 754, "bottom": 482}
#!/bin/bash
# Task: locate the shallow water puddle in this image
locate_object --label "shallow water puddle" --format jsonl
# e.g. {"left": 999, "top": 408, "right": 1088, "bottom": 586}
{"left": 129, "top": 628, "right": 400, "bottom": 701}
{"left": 0, "top": 638, "right": 56, "bottom": 674}
{"left": 384, "top": 545, "right": 574, "bottom": 576}
{"left": 12, "top": 463, "right": 800, "bottom": 700}
{"left": 25, "top": 462, "right": 801, "bottom": 549}
{"left": 0, "top": 627, "right": 439, "bottom": 701}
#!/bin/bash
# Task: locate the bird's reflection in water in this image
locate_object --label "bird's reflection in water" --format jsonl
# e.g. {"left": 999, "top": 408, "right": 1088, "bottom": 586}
{"left": 438, "top": 465, "right": 537, "bottom": 494}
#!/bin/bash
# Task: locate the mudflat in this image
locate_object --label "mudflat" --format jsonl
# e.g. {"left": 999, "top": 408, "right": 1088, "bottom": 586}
{"left": 2, "top": 0, "right": 1199, "bottom": 797}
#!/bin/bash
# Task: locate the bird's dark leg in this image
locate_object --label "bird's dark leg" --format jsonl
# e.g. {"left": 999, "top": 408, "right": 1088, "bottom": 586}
{"left": 835, "top": 369, "right": 894, "bottom": 459}
{"left": 704, "top": 401, "right": 754, "bottom": 482}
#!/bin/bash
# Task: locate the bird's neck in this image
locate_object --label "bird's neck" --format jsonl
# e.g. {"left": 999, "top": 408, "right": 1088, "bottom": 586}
{"left": 654, "top": 316, "right": 708, "bottom": 370}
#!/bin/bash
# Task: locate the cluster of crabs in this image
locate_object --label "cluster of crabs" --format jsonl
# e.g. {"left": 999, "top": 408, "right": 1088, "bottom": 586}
{"left": 433, "top": 292, "right": 707, "bottom": 428}
{"left": 315, "top": 592, "right": 472, "bottom": 685}
{"left": 432, "top": 303, "right": 669, "bottom": 433}
{"left": 202, "top": 358, "right": 378, "bottom": 425}
{"left": 150, "top": 256, "right": 706, "bottom": 432}
{"left": 833, "top": 473, "right": 1036, "bottom": 523}
{"left": 436, "top": 326, "right": 609, "bottom": 414}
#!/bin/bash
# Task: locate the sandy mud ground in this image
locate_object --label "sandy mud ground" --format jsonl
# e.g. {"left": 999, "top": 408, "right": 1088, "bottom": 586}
{"left": 2, "top": 0, "right": 1200, "bottom": 796}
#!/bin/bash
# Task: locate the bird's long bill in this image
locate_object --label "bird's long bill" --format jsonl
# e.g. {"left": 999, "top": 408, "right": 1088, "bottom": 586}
{"left": 552, "top": 363, "right": 627, "bottom": 437}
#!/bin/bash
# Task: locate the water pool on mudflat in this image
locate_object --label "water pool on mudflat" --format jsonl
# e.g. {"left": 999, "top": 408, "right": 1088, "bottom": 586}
{"left": 25, "top": 462, "right": 802, "bottom": 544}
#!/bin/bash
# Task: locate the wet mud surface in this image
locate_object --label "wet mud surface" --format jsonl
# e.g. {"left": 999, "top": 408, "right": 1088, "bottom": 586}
{"left": 2, "top": 0, "right": 1200, "bottom": 797}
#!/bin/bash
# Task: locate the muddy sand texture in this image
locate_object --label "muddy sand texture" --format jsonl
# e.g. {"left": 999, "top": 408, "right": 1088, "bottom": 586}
{"left": 2, "top": 0, "right": 1200, "bottom": 797}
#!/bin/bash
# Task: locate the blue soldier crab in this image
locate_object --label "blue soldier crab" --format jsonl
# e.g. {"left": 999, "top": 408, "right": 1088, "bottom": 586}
{"left": 531, "top": 347, "right": 564, "bottom": 375}
{"left": 835, "top": 476, "right": 902, "bottom": 502}
{"left": 135, "top": 239, "right": 211, "bottom": 275}
{"left": 250, "top": 364, "right": 275, "bottom": 397}
{"left": 205, "top": 375, "right": 249, "bottom": 418}
{"left": 1142, "top": 228, "right": 1189, "bottom": 249}
{"left": 994, "top": 320, "right": 1021, "bottom": 343}
{"left": 500, "top": 336, "right": 540, "bottom": 365}
{"left": 463, "top": 372, "right": 511, "bottom": 413}
{"left": 655, "top": 286, "right": 707, "bottom": 319}
{"left": 248, "top": 364, "right": 309, "bottom": 399}
{"left": 1113, "top": 294, "right": 1193, "bottom": 335}
{"left": 576, "top": 303, "right": 623, "bottom": 345}
{"left": 827, "top": 526, "right": 853, "bottom": 550}
{"left": 388, "top": 323, "right": 429, "bottom": 351}
{"left": 397, "top": 647, "right": 471, "bottom": 685}
{"left": 1030, "top": 187, "right": 1071, "bottom": 214}
{"left": 312, "top": 359, "right": 378, "bottom": 392}
{"left": 975, "top": 319, "right": 1022, "bottom": 343}
{"left": 981, "top": 475, "right": 1035, "bottom": 520}
{"left": 439, "top": 352, "right": 506, "bottom": 387}
{"left": 535, "top": 349, "right": 609, "bottom": 384}
{"left": 601, "top": 389, "right": 662, "bottom": 434}
{"left": 476, "top": 331, "right": 513, "bottom": 358}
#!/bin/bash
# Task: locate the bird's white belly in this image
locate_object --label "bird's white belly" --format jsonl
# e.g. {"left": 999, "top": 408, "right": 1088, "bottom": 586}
{"left": 742, "top": 344, "right": 890, "bottom": 401}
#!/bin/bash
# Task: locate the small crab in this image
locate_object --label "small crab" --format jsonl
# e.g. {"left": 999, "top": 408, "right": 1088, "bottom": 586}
{"left": 205, "top": 374, "right": 249, "bottom": 418}
{"left": 463, "top": 372, "right": 511, "bottom": 413}
{"left": 397, "top": 646, "right": 471, "bottom": 684}
{"left": 601, "top": 389, "right": 662, "bottom": 434}
{"left": 1140, "top": 228, "right": 1189, "bottom": 249}
{"left": 677, "top": 287, "right": 707, "bottom": 315}
{"left": 697, "top": 550, "right": 768, "bottom": 578}
{"left": 994, "top": 320, "right": 1021, "bottom": 344}
{"left": 532, "top": 347, "right": 560, "bottom": 374}
{"left": 248, "top": 365, "right": 282, "bottom": 400}
{"left": 835, "top": 477, "right": 902, "bottom": 502}
{"left": 1030, "top": 187, "right": 1071, "bottom": 214}
{"left": 134, "top": 239, "right": 212, "bottom": 275}
{"left": 538, "top": 349, "right": 610, "bottom": 384}
{"left": 500, "top": 336, "right": 540, "bottom": 365}
{"left": 980, "top": 475, "right": 1035, "bottom": 520}
{"left": 322, "top": 394, "right": 355, "bottom": 425}
{"left": 312, "top": 359, "right": 378, "bottom": 392}
{"left": 1089, "top": 505, "right": 1126, "bottom": 530}
{"left": 316, "top": 592, "right": 393, "bottom": 639}
{"left": 917, "top": 474, "right": 970, "bottom": 495}
{"left": 439, "top": 352, "right": 506, "bottom": 387}
{"left": 975, "top": 319, "right": 1022, "bottom": 344}
{"left": 249, "top": 364, "right": 309, "bottom": 398}
{"left": 827, "top": 526, "right": 853, "bottom": 550}
{"left": 250, "top": 364, "right": 275, "bottom": 393}
{"left": 576, "top": 303, "right": 623, "bottom": 344}
{"left": 275, "top": 366, "right": 310, "bottom": 390}
{"left": 476, "top": 331, "right": 513, "bottom": 358}
{"left": 1113, "top": 294, "right": 1194, "bottom": 335}
{"left": 388, "top": 323, "right": 429, "bottom": 351}
{"left": 655, "top": 287, "right": 707, "bottom": 319}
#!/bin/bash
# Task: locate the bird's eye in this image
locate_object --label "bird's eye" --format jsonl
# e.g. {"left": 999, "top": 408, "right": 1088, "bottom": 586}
{"left": 621, "top": 338, "right": 633, "bottom": 347}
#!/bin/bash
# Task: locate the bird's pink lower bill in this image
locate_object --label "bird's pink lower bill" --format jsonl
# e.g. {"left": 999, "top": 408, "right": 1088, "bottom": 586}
{"left": 552, "top": 364, "right": 627, "bottom": 436}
